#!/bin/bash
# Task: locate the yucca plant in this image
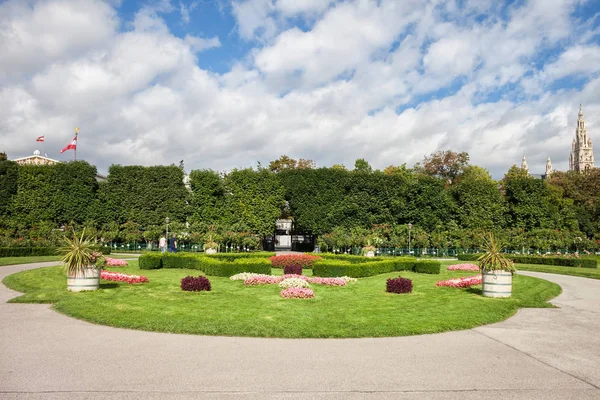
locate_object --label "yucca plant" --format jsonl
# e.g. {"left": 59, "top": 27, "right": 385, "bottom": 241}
{"left": 478, "top": 232, "right": 516, "bottom": 273}
{"left": 60, "top": 230, "right": 95, "bottom": 275}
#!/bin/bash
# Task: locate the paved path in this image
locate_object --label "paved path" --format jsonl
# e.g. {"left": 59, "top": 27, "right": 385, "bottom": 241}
{"left": 0, "top": 263, "right": 599, "bottom": 400}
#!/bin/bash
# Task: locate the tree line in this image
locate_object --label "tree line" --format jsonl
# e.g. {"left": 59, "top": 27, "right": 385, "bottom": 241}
{"left": 0, "top": 151, "right": 599, "bottom": 251}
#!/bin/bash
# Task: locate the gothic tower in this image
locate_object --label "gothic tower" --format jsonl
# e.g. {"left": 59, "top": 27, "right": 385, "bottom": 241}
{"left": 569, "top": 105, "right": 595, "bottom": 172}
{"left": 545, "top": 157, "right": 553, "bottom": 178}
{"left": 521, "top": 155, "right": 528, "bottom": 173}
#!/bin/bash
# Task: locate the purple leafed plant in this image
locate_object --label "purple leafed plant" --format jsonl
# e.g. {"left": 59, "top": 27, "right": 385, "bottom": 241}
{"left": 283, "top": 264, "right": 303, "bottom": 275}
{"left": 386, "top": 277, "right": 413, "bottom": 294}
{"left": 181, "top": 275, "right": 211, "bottom": 292}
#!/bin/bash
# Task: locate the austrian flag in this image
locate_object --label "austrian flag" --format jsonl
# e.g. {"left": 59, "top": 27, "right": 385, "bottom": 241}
{"left": 60, "top": 136, "right": 77, "bottom": 153}
{"left": 36, "top": 136, "right": 45, "bottom": 142}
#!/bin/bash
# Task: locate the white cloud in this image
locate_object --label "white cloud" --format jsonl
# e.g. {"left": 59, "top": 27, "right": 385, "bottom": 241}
{"left": 1, "top": 0, "right": 599, "bottom": 181}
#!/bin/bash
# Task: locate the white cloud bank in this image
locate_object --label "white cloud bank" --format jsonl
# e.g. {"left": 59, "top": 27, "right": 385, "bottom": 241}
{"left": 1, "top": 0, "right": 600, "bottom": 178}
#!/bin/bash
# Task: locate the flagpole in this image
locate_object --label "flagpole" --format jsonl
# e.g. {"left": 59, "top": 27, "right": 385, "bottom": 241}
{"left": 74, "top": 127, "right": 79, "bottom": 161}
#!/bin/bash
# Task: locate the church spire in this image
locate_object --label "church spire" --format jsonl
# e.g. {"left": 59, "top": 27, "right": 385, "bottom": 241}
{"left": 521, "top": 155, "right": 528, "bottom": 173}
{"left": 545, "top": 156, "right": 553, "bottom": 178}
{"left": 570, "top": 104, "right": 595, "bottom": 172}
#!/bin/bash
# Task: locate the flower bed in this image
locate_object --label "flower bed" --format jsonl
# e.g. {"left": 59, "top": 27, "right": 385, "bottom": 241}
{"left": 101, "top": 271, "right": 148, "bottom": 284}
{"left": 105, "top": 257, "right": 128, "bottom": 267}
{"left": 269, "top": 254, "right": 322, "bottom": 269}
{"left": 243, "top": 275, "right": 281, "bottom": 285}
{"left": 238, "top": 273, "right": 351, "bottom": 287}
{"left": 447, "top": 263, "right": 479, "bottom": 271}
{"left": 279, "top": 278, "right": 311, "bottom": 289}
{"left": 181, "top": 275, "right": 211, "bottom": 292}
{"left": 436, "top": 275, "right": 482, "bottom": 288}
{"left": 280, "top": 287, "right": 315, "bottom": 299}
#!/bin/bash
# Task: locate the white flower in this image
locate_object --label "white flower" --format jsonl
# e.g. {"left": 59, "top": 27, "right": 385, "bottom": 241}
{"left": 278, "top": 278, "right": 311, "bottom": 289}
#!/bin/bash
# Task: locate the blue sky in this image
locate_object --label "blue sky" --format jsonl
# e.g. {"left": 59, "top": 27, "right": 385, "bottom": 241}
{"left": 1, "top": 0, "right": 600, "bottom": 178}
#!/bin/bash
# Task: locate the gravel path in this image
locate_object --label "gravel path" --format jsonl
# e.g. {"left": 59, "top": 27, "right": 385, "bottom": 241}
{"left": 1, "top": 263, "right": 599, "bottom": 400}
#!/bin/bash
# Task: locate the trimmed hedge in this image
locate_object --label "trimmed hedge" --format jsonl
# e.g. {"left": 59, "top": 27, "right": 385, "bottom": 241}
{"left": 206, "top": 252, "right": 276, "bottom": 261}
{"left": 203, "top": 258, "right": 271, "bottom": 277}
{"left": 138, "top": 253, "right": 272, "bottom": 276}
{"left": 414, "top": 260, "right": 441, "bottom": 274}
{"left": 312, "top": 253, "right": 380, "bottom": 264}
{"left": 139, "top": 253, "right": 163, "bottom": 270}
{"left": 457, "top": 253, "right": 597, "bottom": 268}
{"left": 312, "top": 257, "right": 440, "bottom": 278}
{"left": 0, "top": 246, "right": 110, "bottom": 257}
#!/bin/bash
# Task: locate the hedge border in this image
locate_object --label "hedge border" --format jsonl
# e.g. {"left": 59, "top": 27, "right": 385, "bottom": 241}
{"left": 138, "top": 253, "right": 271, "bottom": 276}
{"left": 457, "top": 254, "right": 597, "bottom": 268}
{"left": 0, "top": 246, "right": 111, "bottom": 257}
{"left": 312, "top": 257, "right": 440, "bottom": 278}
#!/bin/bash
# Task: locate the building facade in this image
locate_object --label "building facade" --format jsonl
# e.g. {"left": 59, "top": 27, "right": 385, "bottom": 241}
{"left": 569, "top": 105, "right": 595, "bottom": 172}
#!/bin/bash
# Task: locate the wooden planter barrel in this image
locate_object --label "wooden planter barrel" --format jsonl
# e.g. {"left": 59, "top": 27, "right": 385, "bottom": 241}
{"left": 67, "top": 266, "right": 100, "bottom": 292}
{"left": 482, "top": 270, "right": 512, "bottom": 298}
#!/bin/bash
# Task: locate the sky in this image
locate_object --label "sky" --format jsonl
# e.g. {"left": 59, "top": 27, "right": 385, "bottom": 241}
{"left": 1, "top": 0, "right": 600, "bottom": 178}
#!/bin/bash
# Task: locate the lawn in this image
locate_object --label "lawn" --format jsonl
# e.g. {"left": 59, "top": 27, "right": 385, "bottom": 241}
{"left": 2, "top": 259, "right": 561, "bottom": 338}
{"left": 0, "top": 256, "right": 62, "bottom": 267}
{"left": 516, "top": 263, "right": 600, "bottom": 279}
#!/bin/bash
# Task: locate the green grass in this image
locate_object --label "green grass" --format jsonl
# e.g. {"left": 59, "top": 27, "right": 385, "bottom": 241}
{"left": 1, "top": 260, "right": 561, "bottom": 338}
{"left": 516, "top": 263, "right": 600, "bottom": 279}
{"left": 0, "top": 256, "right": 62, "bottom": 267}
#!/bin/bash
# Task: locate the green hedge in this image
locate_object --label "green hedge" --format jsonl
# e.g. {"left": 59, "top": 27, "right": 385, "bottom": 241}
{"left": 457, "top": 253, "right": 597, "bottom": 268}
{"left": 414, "top": 260, "right": 441, "bottom": 274}
{"left": 0, "top": 246, "right": 110, "bottom": 257}
{"left": 311, "top": 253, "right": 383, "bottom": 264}
{"left": 137, "top": 253, "right": 272, "bottom": 276}
{"left": 203, "top": 258, "right": 271, "bottom": 277}
{"left": 510, "top": 255, "right": 596, "bottom": 268}
{"left": 206, "top": 252, "right": 275, "bottom": 261}
{"left": 139, "top": 253, "right": 163, "bottom": 270}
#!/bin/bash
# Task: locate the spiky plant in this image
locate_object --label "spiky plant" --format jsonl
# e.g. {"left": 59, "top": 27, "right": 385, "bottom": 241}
{"left": 60, "top": 230, "right": 94, "bottom": 275}
{"left": 478, "top": 232, "right": 516, "bottom": 273}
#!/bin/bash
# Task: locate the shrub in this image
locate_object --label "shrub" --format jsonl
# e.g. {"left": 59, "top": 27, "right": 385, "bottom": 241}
{"left": 101, "top": 271, "right": 148, "bottom": 284}
{"left": 313, "top": 259, "right": 397, "bottom": 277}
{"left": 139, "top": 253, "right": 163, "bottom": 270}
{"left": 313, "top": 253, "right": 378, "bottom": 263}
{"left": 181, "top": 275, "right": 211, "bottom": 292}
{"left": 386, "top": 277, "right": 413, "bottom": 294}
{"left": 270, "top": 254, "right": 321, "bottom": 269}
{"left": 283, "top": 264, "right": 303, "bottom": 275}
{"left": 162, "top": 253, "right": 203, "bottom": 269}
{"left": 459, "top": 253, "right": 597, "bottom": 268}
{"left": 206, "top": 252, "right": 275, "bottom": 261}
{"left": 203, "top": 257, "right": 271, "bottom": 277}
{"left": 413, "top": 260, "right": 441, "bottom": 274}
{"left": 390, "top": 257, "right": 417, "bottom": 271}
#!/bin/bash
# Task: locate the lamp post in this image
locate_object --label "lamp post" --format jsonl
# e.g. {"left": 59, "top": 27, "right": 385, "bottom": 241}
{"left": 407, "top": 223, "right": 413, "bottom": 255}
{"left": 165, "top": 217, "right": 170, "bottom": 242}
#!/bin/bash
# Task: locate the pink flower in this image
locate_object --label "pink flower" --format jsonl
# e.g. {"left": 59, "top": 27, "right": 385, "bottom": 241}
{"left": 243, "top": 275, "right": 282, "bottom": 285}
{"left": 307, "top": 277, "right": 347, "bottom": 286}
{"left": 436, "top": 275, "right": 482, "bottom": 288}
{"left": 105, "top": 257, "right": 128, "bottom": 267}
{"left": 280, "top": 287, "right": 315, "bottom": 299}
{"left": 447, "top": 263, "right": 479, "bottom": 271}
{"left": 101, "top": 271, "right": 149, "bottom": 284}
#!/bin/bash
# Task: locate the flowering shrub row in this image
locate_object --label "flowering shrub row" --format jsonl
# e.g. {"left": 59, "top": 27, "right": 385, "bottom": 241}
{"left": 269, "top": 254, "right": 322, "bottom": 269}
{"left": 447, "top": 263, "right": 479, "bottom": 271}
{"left": 105, "top": 257, "right": 128, "bottom": 267}
{"left": 436, "top": 275, "right": 482, "bottom": 288}
{"left": 237, "top": 273, "right": 352, "bottom": 287}
{"left": 279, "top": 278, "right": 311, "bottom": 289}
{"left": 100, "top": 271, "right": 148, "bottom": 284}
{"left": 280, "top": 287, "right": 315, "bottom": 299}
{"left": 181, "top": 275, "right": 211, "bottom": 291}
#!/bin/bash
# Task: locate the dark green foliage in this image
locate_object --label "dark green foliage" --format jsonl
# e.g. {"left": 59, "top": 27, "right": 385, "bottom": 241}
{"left": 99, "top": 165, "right": 190, "bottom": 227}
{"left": 0, "top": 160, "right": 18, "bottom": 216}
{"left": 390, "top": 257, "right": 418, "bottom": 271}
{"left": 413, "top": 260, "right": 441, "bottom": 274}
{"left": 0, "top": 246, "right": 109, "bottom": 257}
{"left": 509, "top": 255, "right": 596, "bottom": 268}
{"left": 9, "top": 161, "right": 99, "bottom": 226}
{"left": 313, "top": 253, "right": 381, "bottom": 263}
{"left": 457, "top": 253, "right": 597, "bottom": 268}
{"left": 139, "top": 253, "right": 163, "bottom": 270}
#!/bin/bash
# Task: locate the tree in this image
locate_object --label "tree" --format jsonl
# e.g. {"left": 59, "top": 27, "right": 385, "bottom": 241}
{"left": 417, "top": 150, "right": 470, "bottom": 183}
{"left": 269, "top": 155, "right": 315, "bottom": 172}
{"left": 353, "top": 158, "right": 372, "bottom": 173}
{"left": 0, "top": 152, "right": 7, "bottom": 161}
